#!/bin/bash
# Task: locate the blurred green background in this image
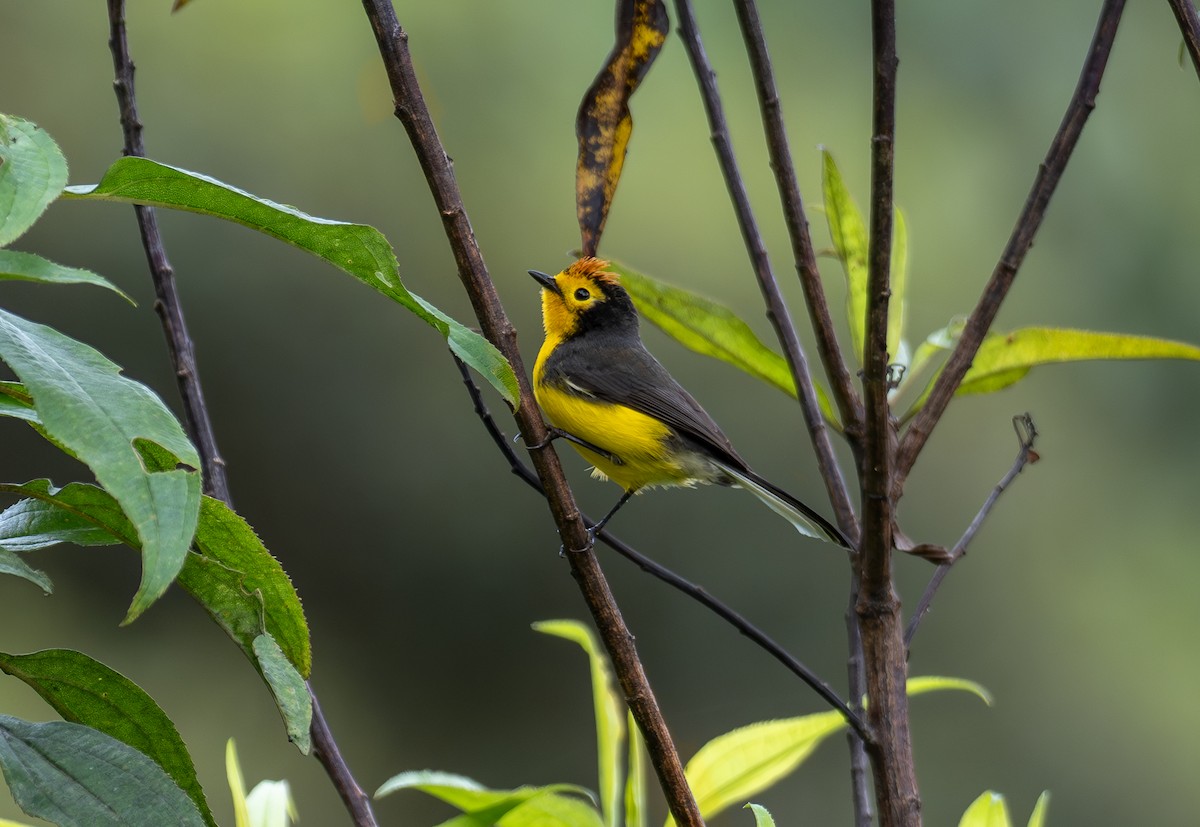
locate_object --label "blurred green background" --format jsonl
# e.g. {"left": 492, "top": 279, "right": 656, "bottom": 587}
{"left": 2, "top": 1, "right": 1198, "bottom": 824}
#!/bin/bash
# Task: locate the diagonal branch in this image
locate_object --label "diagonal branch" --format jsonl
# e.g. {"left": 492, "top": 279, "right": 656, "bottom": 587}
{"left": 452, "top": 356, "right": 871, "bottom": 743}
{"left": 359, "top": 5, "right": 702, "bottom": 824}
{"left": 1168, "top": 0, "right": 1200, "bottom": 79}
{"left": 896, "top": 0, "right": 1127, "bottom": 486}
{"left": 730, "top": 0, "right": 864, "bottom": 441}
{"left": 106, "top": 4, "right": 377, "bottom": 824}
{"left": 904, "top": 414, "right": 1039, "bottom": 648}
{"left": 106, "top": 0, "right": 229, "bottom": 504}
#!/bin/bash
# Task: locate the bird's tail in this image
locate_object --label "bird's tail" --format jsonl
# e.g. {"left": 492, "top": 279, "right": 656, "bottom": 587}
{"left": 719, "top": 464, "right": 851, "bottom": 548}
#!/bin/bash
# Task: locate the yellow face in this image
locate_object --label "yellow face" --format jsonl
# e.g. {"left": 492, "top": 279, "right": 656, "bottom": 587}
{"left": 540, "top": 269, "right": 610, "bottom": 341}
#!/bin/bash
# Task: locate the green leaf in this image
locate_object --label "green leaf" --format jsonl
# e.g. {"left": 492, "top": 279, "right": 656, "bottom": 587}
{"left": 0, "top": 649, "right": 216, "bottom": 827}
{"left": 905, "top": 326, "right": 1200, "bottom": 417}
{"left": 0, "top": 381, "right": 37, "bottom": 423}
{"left": 822, "top": 149, "right": 868, "bottom": 364}
{"left": 958, "top": 791, "right": 1012, "bottom": 827}
{"left": 0, "top": 115, "right": 67, "bottom": 247}
{"left": 625, "top": 711, "right": 646, "bottom": 827}
{"left": 606, "top": 259, "right": 841, "bottom": 431}
{"left": 533, "top": 620, "right": 623, "bottom": 827}
{"left": 744, "top": 803, "right": 776, "bottom": 827}
{"left": 0, "top": 714, "right": 205, "bottom": 826}
{"left": 889, "top": 207, "right": 908, "bottom": 361}
{"left": 0, "top": 250, "right": 132, "bottom": 300}
{"left": 1027, "top": 792, "right": 1050, "bottom": 827}
{"left": 0, "top": 309, "right": 201, "bottom": 622}
{"left": 665, "top": 675, "right": 990, "bottom": 826}
{"left": 63, "top": 157, "right": 518, "bottom": 405}
{"left": 375, "top": 771, "right": 595, "bottom": 827}
{"left": 181, "top": 496, "right": 311, "bottom": 678}
{"left": 502, "top": 793, "right": 606, "bottom": 827}
{"left": 0, "top": 548, "right": 51, "bottom": 593}
{"left": 252, "top": 635, "right": 311, "bottom": 755}
{"left": 0, "top": 480, "right": 138, "bottom": 551}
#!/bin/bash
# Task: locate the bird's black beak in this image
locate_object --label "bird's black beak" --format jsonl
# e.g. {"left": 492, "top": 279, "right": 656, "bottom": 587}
{"left": 528, "top": 269, "right": 561, "bottom": 296}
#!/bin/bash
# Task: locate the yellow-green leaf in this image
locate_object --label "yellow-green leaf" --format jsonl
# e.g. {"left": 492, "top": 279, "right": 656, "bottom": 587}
{"left": 625, "top": 711, "right": 646, "bottom": 827}
{"left": 822, "top": 149, "right": 868, "bottom": 364}
{"left": 607, "top": 259, "right": 841, "bottom": 431}
{"left": 576, "top": 0, "right": 668, "bottom": 256}
{"left": 958, "top": 791, "right": 1012, "bottom": 827}
{"left": 905, "top": 326, "right": 1200, "bottom": 418}
{"left": 533, "top": 620, "right": 623, "bottom": 827}
{"left": 744, "top": 803, "right": 776, "bottom": 827}
{"left": 1027, "top": 792, "right": 1050, "bottom": 827}
{"left": 889, "top": 207, "right": 908, "bottom": 360}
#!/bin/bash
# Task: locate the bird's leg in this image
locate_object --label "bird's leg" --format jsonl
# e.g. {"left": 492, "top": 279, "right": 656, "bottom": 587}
{"left": 583, "top": 489, "right": 636, "bottom": 548}
{"left": 524, "top": 426, "right": 624, "bottom": 465}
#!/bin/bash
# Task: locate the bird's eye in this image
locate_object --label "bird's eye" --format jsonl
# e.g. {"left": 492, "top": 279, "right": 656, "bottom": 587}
{"left": 574, "top": 288, "right": 591, "bottom": 301}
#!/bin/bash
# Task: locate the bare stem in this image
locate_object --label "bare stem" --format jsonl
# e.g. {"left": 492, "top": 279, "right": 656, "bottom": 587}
{"left": 1168, "top": 0, "right": 1200, "bottom": 79}
{"left": 904, "top": 414, "right": 1039, "bottom": 648}
{"left": 453, "top": 356, "right": 870, "bottom": 742}
{"left": 105, "top": 0, "right": 229, "bottom": 504}
{"left": 106, "top": 4, "right": 377, "bottom": 824}
{"left": 671, "top": 0, "right": 859, "bottom": 543}
{"left": 359, "top": 4, "right": 702, "bottom": 823}
{"left": 896, "top": 0, "right": 1127, "bottom": 486}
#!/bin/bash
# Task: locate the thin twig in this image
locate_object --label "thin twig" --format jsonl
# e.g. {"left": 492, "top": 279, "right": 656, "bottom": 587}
{"left": 896, "top": 0, "right": 1127, "bottom": 487}
{"left": 904, "top": 414, "right": 1039, "bottom": 649}
{"left": 723, "top": 3, "right": 870, "bottom": 820}
{"left": 106, "top": 6, "right": 377, "bottom": 825}
{"left": 453, "top": 356, "right": 871, "bottom": 743}
{"left": 1168, "top": 0, "right": 1200, "bottom": 79}
{"left": 729, "top": 0, "right": 863, "bottom": 443}
{"left": 671, "top": 0, "right": 860, "bottom": 545}
{"left": 359, "top": 5, "right": 703, "bottom": 824}
{"left": 105, "top": 0, "right": 229, "bottom": 504}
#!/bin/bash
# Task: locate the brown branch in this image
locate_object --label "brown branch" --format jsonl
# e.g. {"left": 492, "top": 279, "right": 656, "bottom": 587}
{"left": 359, "top": 5, "right": 702, "bottom": 824}
{"left": 1168, "top": 0, "right": 1200, "bottom": 79}
{"left": 730, "top": 0, "right": 864, "bottom": 443}
{"left": 452, "top": 356, "right": 871, "bottom": 743}
{"left": 107, "top": 5, "right": 377, "bottom": 824}
{"left": 856, "top": 1, "right": 921, "bottom": 825}
{"left": 105, "top": 0, "right": 229, "bottom": 504}
{"left": 896, "top": 0, "right": 1127, "bottom": 486}
{"left": 671, "top": 0, "right": 859, "bottom": 546}
{"left": 904, "top": 414, "right": 1038, "bottom": 649}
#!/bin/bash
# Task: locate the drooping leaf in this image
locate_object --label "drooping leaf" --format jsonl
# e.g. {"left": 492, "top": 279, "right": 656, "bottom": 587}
{"left": 625, "top": 711, "right": 646, "bottom": 827}
{"left": 252, "top": 635, "right": 311, "bottom": 755}
{"left": 575, "top": 0, "right": 668, "bottom": 256}
{"left": 822, "top": 149, "right": 868, "bottom": 364}
{"left": 533, "top": 620, "right": 623, "bottom": 827}
{"left": 0, "top": 715, "right": 205, "bottom": 827}
{"left": 958, "top": 791, "right": 1012, "bottom": 827}
{"left": 665, "top": 676, "right": 991, "bottom": 826}
{"left": 744, "top": 803, "right": 776, "bottom": 827}
{"left": 0, "top": 649, "right": 216, "bottom": 827}
{"left": 182, "top": 496, "right": 311, "bottom": 677}
{"left": 0, "top": 309, "right": 201, "bottom": 622}
{"left": 607, "top": 259, "right": 841, "bottom": 430}
{"left": 0, "top": 480, "right": 138, "bottom": 551}
{"left": 0, "top": 115, "right": 67, "bottom": 247}
{"left": 0, "top": 250, "right": 132, "bottom": 300}
{"left": 375, "top": 771, "right": 595, "bottom": 827}
{"left": 904, "top": 326, "right": 1200, "bottom": 418}
{"left": 63, "top": 157, "right": 517, "bottom": 405}
{"left": 1027, "top": 792, "right": 1050, "bottom": 827}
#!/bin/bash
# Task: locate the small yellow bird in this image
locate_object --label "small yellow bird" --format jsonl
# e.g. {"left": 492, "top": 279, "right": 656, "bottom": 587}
{"left": 530, "top": 257, "right": 848, "bottom": 548}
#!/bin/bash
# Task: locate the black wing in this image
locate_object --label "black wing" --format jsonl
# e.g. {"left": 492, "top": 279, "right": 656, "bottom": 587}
{"left": 544, "top": 334, "right": 748, "bottom": 471}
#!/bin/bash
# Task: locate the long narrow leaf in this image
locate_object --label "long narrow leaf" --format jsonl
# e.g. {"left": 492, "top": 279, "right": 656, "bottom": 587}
{"left": 533, "top": 620, "right": 624, "bottom": 827}
{"left": 63, "top": 157, "right": 517, "bottom": 405}
{"left": 822, "top": 149, "right": 868, "bottom": 364}
{"left": 576, "top": 0, "right": 668, "bottom": 255}
{"left": 625, "top": 711, "right": 646, "bottom": 827}
{"left": 1027, "top": 792, "right": 1050, "bottom": 827}
{"left": 375, "top": 771, "right": 595, "bottom": 827}
{"left": 889, "top": 207, "right": 909, "bottom": 360}
{"left": 0, "top": 250, "right": 131, "bottom": 300}
{"left": 958, "top": 791, "right": 1012, "bottom": 827}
